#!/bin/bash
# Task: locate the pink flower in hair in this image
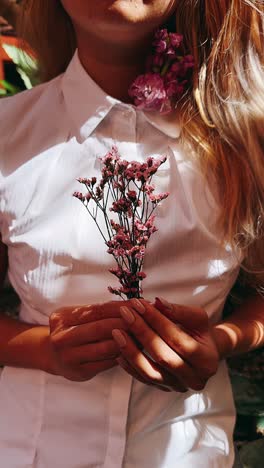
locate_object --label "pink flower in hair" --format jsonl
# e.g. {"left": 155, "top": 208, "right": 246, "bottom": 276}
{"left": 169, "top": 33, "right": 183, "bottom": 49}
{"left": 129, "top": 28, "right": 194, "bottom": 114}
{"left": 153, "top": 29, "right": 169, "bottom": 54}
{"left": 128, "top": 73, "right": 170, "bottom": 113}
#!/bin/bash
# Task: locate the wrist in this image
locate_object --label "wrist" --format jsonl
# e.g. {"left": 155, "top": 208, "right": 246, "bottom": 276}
{"left": 18, "top": 325, "right": 56, "bottom": 374}
{"left": 211, "top": 323, "right": 235, "bottom": 360}
{"left": 39, "top": 327, "right": 59, "bottom": 375}
{"left": 0, "top": 315, "right": 58, "bottom": 373}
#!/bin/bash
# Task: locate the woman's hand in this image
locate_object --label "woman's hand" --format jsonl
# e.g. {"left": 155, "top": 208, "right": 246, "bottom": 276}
{"left": 48, "top": 301, "right": 128, "bottom": 382}
{"left": 112, "top": 298, "right": 220, "bottom": 392}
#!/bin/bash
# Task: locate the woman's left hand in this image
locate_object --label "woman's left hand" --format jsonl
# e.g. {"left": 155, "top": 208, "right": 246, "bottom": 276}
{"left": 112, "top": 298, "right": 220, "bottom": 392}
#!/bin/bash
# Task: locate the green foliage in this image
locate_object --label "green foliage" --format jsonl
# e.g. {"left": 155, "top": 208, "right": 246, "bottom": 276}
{"left": 0, "top": 42, "right": 39, "bottom": 96}
{"left": 0, "top": 78, "right": 20, "bottom": 95}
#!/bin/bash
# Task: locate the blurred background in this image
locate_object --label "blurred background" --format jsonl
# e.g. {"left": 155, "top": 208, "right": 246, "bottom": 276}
{"left": 0, "top": 0, "right": 37, "bottom": 96}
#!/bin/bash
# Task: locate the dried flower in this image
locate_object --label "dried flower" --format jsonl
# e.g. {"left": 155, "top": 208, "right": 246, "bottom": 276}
{"left": 73, "top": 146, "right": 169, "bottom": 299}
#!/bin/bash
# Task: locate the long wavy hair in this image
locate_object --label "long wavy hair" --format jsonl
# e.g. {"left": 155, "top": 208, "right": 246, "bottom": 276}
{"left": 19, "top": 0, "right": 264, "bottom": 293}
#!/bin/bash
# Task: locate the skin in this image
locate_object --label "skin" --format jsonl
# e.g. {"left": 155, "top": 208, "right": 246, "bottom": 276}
{"left": 112, "top": 296, "right": 264, "bottom": 392}
{"left": 0, "top": 0, "right": 20, "bottom": 29}
{"left": 114, "top": 299, "right": 219, "bottom": 392}
{"left": 0, "top": 0, "right": 263, "bottom": 391}
{"left": 60, "top": 0, "right": 178, "bottom": 101}
{"left": 49, "top": 302, "right": 130, "bottom": 382}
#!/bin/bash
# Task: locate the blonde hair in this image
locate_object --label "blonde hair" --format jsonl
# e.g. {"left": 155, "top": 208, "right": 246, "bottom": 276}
{"left": 19, "top": 0, "right": 264, "bottom": 292}
{"left": 176, "top": 0, "right": 264, "bottom": 292}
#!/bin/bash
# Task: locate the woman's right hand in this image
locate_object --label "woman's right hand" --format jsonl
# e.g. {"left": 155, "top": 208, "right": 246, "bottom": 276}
{"left": 48, "top": 301, "right": 128, "bottom": 382}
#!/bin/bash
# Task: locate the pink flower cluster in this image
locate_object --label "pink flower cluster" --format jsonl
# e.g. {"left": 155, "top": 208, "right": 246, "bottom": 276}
{"left": 73, "top": 147, "right": 169, "bottom": 299}
{"left": 128, "top": 28, "right": 194, "bottom": 113}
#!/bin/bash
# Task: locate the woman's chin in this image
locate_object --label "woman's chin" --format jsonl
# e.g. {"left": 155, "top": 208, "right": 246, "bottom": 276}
{"left": 62, "top": 0, "right": 177, "bottom": 44}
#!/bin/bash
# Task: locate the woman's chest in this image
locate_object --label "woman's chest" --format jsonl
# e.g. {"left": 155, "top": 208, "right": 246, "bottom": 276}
{"left": 0, "top": 136, "right": 241, "bottom": 319}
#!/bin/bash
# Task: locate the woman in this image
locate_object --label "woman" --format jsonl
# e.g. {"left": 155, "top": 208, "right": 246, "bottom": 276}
{"left": 0, "top": 0, "right": 263, "bottom": 467}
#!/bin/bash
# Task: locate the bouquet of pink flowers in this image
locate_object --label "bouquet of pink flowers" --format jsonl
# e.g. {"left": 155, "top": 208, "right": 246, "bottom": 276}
{"left": 73, "top": 147, "right": 169, "bottom": 299}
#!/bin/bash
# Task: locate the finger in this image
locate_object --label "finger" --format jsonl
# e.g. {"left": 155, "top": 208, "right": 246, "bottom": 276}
{"left": 76, "top": 359, "right": 117, "bottom": 381}
{"left": 153, "top": 298, "right": 209, "bottom": 331}
{"left": 50, "top": 300, "right": 128, "bottom": 331}
{"left": 50, "top": 318, "right": 129, "bottom": 348}
{"left": 62, "top": 339, "right": 121, "bottom": 365}
{"left": 116, "top": 356, "right": 172, "bottom": 392}
{"left": 118, "top": 306, "right": 205, "bottom": 390}
{"left": 50, "top": 305, "right": 93, "bottom": 331}
{"left": 128, "top": 300, "right": 208, "bottom": 370}
{"left": 150, "top": 299, "right": 219, "bottom": 380}
{"left": 112, "top": 330, "right": 188, "bottom": 393}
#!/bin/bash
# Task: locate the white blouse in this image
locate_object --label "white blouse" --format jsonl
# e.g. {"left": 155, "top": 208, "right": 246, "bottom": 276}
{"left": 0, "top": 50, "right": 241, "bottom": 468}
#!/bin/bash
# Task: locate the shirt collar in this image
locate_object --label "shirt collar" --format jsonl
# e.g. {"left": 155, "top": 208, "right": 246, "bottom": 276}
{"left": 143, "top": 111, "right": 181, "bottom": 139}
{"left": 61, "top": 49, "right": 181, "bottom": 143}
{"left": 61, "top": 50, "right": 118, "bottom": 143}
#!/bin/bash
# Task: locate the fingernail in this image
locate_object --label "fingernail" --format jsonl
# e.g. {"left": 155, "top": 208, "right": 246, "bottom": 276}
{"left": 112, "top": 329, "right": 127, "bottom": 347}
{"left": 130, "top": 298, "right": 145, "bottom": 314}
{"left": 120, "top": 306, "right": 135, "bottom": 324}
{"left": 155, "top": 297, "right": 172, "bottom": 310}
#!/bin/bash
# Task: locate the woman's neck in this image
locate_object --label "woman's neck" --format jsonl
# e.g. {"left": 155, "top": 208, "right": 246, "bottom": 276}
{"left": 76, "top": 32, "right": 153, "bottom": 102}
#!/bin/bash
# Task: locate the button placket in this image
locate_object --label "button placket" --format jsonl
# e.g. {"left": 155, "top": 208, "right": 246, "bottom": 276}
{"left": 112, "top": 106, "right": 138, "bottom": 160}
